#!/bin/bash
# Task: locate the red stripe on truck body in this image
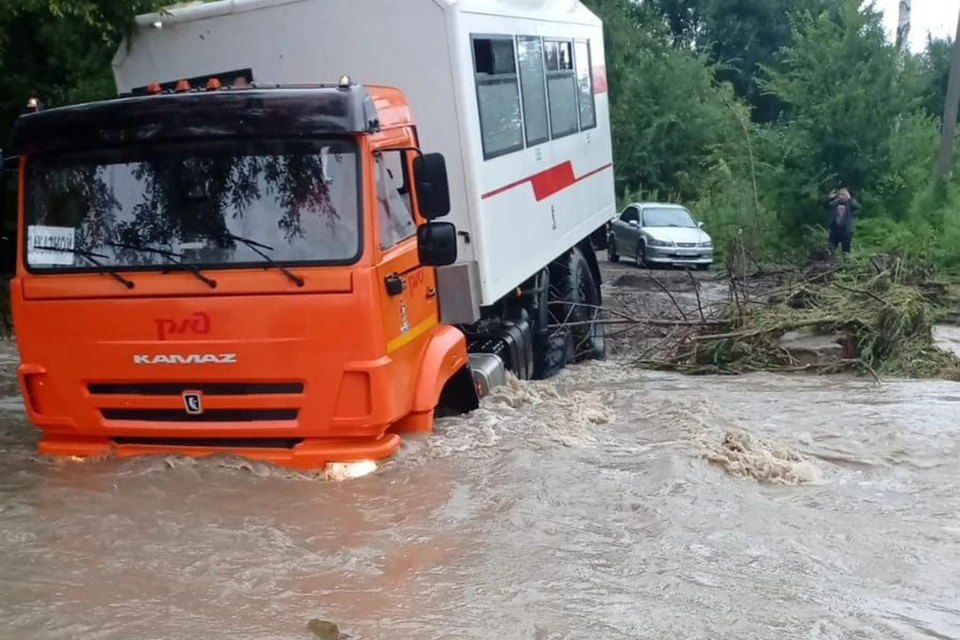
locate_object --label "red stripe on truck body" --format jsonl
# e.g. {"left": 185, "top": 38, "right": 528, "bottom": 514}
{"left": 481, "top": 161, "right": 612, "bottom": 202}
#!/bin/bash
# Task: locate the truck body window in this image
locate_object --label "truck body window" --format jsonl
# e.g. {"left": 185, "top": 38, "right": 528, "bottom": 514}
{"left": 517, "top": 36, "right": 550, "bottom": 147}
{"left": 375, "top": 151, "right": 416, "bottom": 250}
{"left": 574, "top": 40, "right": 596, "bottom": 131}
{"left": 545, "top": 40, "right": 578, "bottom": 139}
{"left": 473, "top": 36, "right": 524, "bottom": 159}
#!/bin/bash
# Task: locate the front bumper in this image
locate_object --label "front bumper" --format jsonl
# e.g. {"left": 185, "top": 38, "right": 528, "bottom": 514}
{"left": 646, "top": 246, "right": 713, "bottom": 265}
{"left": 36, "top": 433, "right": 402, "bottom": 471}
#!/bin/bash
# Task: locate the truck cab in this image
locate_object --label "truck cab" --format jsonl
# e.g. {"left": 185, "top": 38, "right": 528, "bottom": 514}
{"left": 10, "top": 81, "right": 478, "bottom": 470}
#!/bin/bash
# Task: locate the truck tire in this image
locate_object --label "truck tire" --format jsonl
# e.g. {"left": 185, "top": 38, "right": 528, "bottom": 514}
{"left": 533, "top": 268, "right": 574, "bottom": 379}
{"left": 550, "top": 247, "right": 606, "bottom": 362}
{"left": 534, "top": 326, "right": 574, "bottom": 379}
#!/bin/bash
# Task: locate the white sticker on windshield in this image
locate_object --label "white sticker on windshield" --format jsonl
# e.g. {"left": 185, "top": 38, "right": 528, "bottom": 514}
{"left": 27, "top": 226, "right": 76, "bottom": 266}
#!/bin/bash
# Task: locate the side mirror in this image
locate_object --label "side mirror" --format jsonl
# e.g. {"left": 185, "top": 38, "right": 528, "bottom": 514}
{"left": 417, "top": 221, "right": 457, "bottom": 267}
{"left": 629, "top": 219, "right": 640, "bottom": 228}
{"left": 413, "top": 152, "right": 451, "bottom": 220}
{"left": 697, "top": 221, "right": 705, "bottom": 229}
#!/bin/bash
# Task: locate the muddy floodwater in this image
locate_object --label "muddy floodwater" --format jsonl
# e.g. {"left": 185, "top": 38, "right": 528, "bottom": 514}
{"left": 3, "top": 270, "right": 960, "bottom": 639}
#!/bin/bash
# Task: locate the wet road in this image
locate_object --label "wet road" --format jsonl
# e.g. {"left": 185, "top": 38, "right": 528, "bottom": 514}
{"left": 1, "top": 336, "right": 959, "bottom": 640}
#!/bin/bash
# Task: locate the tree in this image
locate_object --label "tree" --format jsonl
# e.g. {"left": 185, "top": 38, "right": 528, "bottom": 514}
{"left": 759, "top": 0, "right": 931, "bottom": 235}
{"left": 585, "top": 0, "right": 744, "bottom": 200}
{"left": 935, "top": 11, "right": 960, "bottom": 180}
{"left": 646, "top": 0, "right": 834, "bottom": 122}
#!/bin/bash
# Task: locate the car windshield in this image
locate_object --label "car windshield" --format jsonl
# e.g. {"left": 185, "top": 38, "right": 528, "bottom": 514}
{"left": 642, "top": 207, "right": 696, "bottom": 228}
{"left": 23, "top": 139, "right": 360, "bottom": 271}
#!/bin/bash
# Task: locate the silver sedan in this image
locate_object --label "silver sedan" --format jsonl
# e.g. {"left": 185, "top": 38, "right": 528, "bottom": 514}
{"left": 605, "top": 202, "right": 713, "bottom": 270}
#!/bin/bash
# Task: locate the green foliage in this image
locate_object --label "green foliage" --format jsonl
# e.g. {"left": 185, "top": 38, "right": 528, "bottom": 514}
{"left": 592, "top": 0, "right": 960, "bottom": 274}
{"left": 590, "top": 0, "right": 749, "bottom": 205}
{"left": 0, "top": 1, "right": 161, "bottom": 149}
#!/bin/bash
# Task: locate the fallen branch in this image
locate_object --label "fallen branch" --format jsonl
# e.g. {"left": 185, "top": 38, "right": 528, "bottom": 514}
{"left": 686, "top": 268, "right": 705, "bottom": 321}
{"left": 551, "top": 318, "right": 723, "bottom": 329}
{"left": 692, "top": 317, "right": 843, "bottom": 343}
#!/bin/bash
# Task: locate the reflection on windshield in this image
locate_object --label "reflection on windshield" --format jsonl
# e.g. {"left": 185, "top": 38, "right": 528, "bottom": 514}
{"left": 24, "top": 140, "right": 360, "bottom": 270}
{"left": 642, "top": 207, "right": 696, "bottom": 228}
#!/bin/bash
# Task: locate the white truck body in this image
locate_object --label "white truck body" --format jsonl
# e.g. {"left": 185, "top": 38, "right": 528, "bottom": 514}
{"left": 113, "top": 0, "right": 616, "bottom": 315}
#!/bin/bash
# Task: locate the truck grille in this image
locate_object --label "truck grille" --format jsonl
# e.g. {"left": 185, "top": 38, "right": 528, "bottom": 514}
{"left": 88, "top": 382, "right": 304, "bottom": 396}
{"left": 101, "top": 408, "right": 299, "bottom": 422}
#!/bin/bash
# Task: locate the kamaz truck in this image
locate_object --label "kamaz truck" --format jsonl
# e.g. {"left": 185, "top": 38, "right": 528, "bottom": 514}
{"left": 8, "top": 0, "right": 616, "bottom": 470}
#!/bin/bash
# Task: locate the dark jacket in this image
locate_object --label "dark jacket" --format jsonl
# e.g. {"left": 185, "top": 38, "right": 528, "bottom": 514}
{"left": 825, "top": 195, "right": 859, "bottom": 234}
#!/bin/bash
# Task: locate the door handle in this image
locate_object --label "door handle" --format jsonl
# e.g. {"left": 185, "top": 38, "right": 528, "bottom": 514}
{"left": 385, "top": 273, "right": 406, "bottom": 296}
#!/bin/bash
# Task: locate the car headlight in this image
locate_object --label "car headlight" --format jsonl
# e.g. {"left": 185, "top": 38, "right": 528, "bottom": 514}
{"left": 699, "top": 240, "right": 713, "bottom": 248}
{"left": 647, "top": 238, "right": 670, "bottom": 247}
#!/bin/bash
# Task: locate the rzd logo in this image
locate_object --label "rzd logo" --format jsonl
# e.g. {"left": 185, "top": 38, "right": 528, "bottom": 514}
{"left": 155, "top": 312, "right": 211, "bottom": 341}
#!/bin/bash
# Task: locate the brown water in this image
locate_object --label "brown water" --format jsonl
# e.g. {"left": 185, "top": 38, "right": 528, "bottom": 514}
{"left": 2, "top": 342, "right": 960, "bottom": 640}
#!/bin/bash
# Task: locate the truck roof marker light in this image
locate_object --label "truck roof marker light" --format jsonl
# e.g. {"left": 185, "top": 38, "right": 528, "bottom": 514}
{"left": 146, "top": 82, "right": 162, "bottom": 95}
{"left": 174, "top": 79, "right": 190, "bottom": 93}
{"left": 25, "top": 97, "right": 43, "bottom": 113}
{"left": 338, "top": 75, "right": 352, "bottom": 89}
{"left": 205, "top": 78, "right": 221, "bottom": 90}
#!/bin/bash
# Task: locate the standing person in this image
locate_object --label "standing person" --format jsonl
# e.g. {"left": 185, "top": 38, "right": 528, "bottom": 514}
{"left": 825, "top": 187, "right": 859, "bottom": 254}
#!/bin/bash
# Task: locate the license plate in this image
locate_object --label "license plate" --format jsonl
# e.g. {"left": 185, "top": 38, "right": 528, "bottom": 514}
{"left": 676, "top": 249, "right": 698, "bottom": 257}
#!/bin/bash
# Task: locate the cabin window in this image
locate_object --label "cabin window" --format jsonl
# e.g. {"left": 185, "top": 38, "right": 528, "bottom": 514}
{"left": 517, "top": 36, "right": 550, "bottom": 147}
{"left": 473, "top": 36, "right": 525, "bottom": 159}
{"left": 375, "top": 151, "right": 416, "bottom": 250}
{"left": 544, "top": 40, "right": 579, "bottom": 139}
{"left": 574, "top": 40, "right": 596, "bottom": 131}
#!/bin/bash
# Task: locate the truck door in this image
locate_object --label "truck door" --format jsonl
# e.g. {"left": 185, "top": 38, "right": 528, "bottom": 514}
{"left": 373, "top": 149, "right": 439, "bottom": 357}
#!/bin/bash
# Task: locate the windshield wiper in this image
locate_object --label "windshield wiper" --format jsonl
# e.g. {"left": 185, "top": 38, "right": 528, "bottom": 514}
{"left": 107, "top": 242, "right": 217, "bottom": 289}
{"left": 224, "top": 233, "right": 305, "bottom": 287}
{"left": 33, "top": 245, "right": 135, "bottom": 289}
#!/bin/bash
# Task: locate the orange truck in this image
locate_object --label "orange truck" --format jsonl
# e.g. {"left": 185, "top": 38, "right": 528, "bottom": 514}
{"left": 7, "top": 0, "right": 616, "bottom": 471}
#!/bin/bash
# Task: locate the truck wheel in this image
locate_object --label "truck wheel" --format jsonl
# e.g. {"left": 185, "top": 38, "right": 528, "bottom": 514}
{"left": 533, "top": 268, "right": 574, "bottom": 379}
{"left": 550, "top": 247, "right": 606, "bottom": 362}
{"left": 534, "top": 326, "right": 574, "bottom": 379}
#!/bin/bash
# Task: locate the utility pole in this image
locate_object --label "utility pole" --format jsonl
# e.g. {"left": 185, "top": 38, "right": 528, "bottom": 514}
{"left": 935, "top": 9, "right": 960, "bottom": 180}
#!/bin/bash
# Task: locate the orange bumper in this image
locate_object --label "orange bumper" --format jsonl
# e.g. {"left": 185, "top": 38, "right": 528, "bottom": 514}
{"left": 37, "top": 433, "right": 403, "bottom": 471}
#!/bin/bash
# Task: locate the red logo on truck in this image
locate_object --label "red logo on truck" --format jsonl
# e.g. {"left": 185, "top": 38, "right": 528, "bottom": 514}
{"left": 155, "top": 312, "right": 211, "bottom": 341}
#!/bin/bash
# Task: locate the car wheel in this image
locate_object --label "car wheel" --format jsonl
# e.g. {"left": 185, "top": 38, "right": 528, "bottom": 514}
{"left": 635, "top": 241, "right": 646, "bottom": 269}
{"left": 606, "top": 237, "right": 619, "bottom": 263}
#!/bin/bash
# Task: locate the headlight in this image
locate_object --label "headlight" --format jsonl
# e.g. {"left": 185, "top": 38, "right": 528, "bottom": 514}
{"left": 700, "top": 240, "right": 713, "bottom": 248}
{"left": 647, "top": 238, "right": 670, "bottom": 247}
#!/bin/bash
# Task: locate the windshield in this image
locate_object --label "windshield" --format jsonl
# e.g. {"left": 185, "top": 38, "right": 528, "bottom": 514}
{"left": 642, "top": 207, "right": 696, "bottom": 228}
{"left": 23, "top": 139, "right": 360, "bottom": 271}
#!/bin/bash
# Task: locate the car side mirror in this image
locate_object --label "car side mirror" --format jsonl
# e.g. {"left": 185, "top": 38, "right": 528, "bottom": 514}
{"left": 413, "top": 152, "right": 451, "bottom": 220}
{"left": 417, "top": 221, "right": 457, "bottom": 267}
{"left": 697, "top": 221, "right": 705, "bottom": 229}
{"left": 629, "top": 220, "right": 640, "bottom": 228}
